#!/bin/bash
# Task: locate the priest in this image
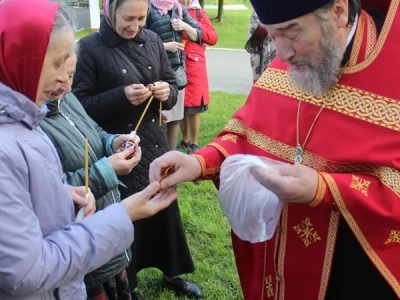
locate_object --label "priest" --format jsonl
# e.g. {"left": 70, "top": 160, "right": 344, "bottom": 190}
{"left": 150, "top": 0, "right": 400, "bottom": 299}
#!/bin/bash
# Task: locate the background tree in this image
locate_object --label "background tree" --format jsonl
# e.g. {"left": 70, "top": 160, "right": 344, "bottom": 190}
{"left": 216, "top": 0, "right": 224, "bottom": 22}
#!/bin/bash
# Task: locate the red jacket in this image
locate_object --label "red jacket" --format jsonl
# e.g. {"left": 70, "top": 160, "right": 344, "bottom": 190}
{"left": 182, "top": 9, "right": 218, "bottom": 108}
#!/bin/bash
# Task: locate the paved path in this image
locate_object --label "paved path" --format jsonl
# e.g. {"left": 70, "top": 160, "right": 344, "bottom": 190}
{"left": 73, "top": 7, "right": 91, "bottom": 29}
{"left": 206, "top": 48, "right": 252, "bottom": 95}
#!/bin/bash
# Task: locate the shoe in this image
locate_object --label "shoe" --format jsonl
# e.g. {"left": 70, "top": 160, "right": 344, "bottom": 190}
{"left": 189, "top": 144, "right": 200, "bottom": 154}
{"left": 176, "top": 140, "right": 190, "bottom": 151}
{"left": 162, "top": 276, "right": 203, "bottom": 298}
{"left": 131, "top": 290, "right": 145, "bottom": 300}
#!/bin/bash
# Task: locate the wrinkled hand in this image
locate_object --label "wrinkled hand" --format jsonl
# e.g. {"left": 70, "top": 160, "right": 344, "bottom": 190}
{"left": 164, "top": 41, "right": 185, "bottom": 53}
{"left": 121, "top": 182, "right": 178, "bottom": 221}
{"left": 125, "top": 84, "right": 153, "bottom": 105}
{"left": 108, "top": 147, "right": 142, "bottom": 176}
{"left": 149, "top": 151, "right": 201, "bottom": 189}
{"left": 171, "top": 18, "right": 188, "bottom": 31}
{"left": 149, "top": 81, "right": 170, "bottom": 102}
{"left": 251, "top": 163, "right": 318, "bottom": 204}
{"left": 112, "top": 134, "right": 141, "bottom": 153}
{"left": 70, "top": 186, "right": 96, "bottom": 219}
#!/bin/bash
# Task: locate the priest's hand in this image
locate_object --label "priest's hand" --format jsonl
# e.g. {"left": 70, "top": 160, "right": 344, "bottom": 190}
{"left": 149, "top": 151, "right": 202, "bottom": 189}
{"left": 251, "top": 164, "right": 318, "bottom": 204}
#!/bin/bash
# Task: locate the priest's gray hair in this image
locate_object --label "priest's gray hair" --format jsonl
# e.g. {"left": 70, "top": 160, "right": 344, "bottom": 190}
{"left": 314, "top": 0, "right": 362, "bottom": 26}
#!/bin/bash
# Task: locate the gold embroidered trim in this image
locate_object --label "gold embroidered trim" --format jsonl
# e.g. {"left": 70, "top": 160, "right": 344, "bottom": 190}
{"left": 277, "top": 204, "right": 288, "bottom": 300}
{"left": 308, "top": 173, "right": 327, "bottom": 207}
{"left": 317, "top": 212, "right": 340, "bottom": 300}
{"left": 255, "top": 69, "right": 400, "bottom": 132}
{"left": 293, "top": 217, "right": 322, "bottom": 247}
{"left": 192, "top": 154, "right": 219, "bottom": 178}
{"left": 261, "top": 242, "right": 267, "bottom": 300}
{"left": 321, "top": 173, "right": 400, "bottom": 297}
{"left": 365, "top": 12, "right": 377, "bottom": 58}
{"left": 350, "top": 175, "right": 371, "bottom": 196}
{"left": 224, "top": 118, "right": 400, "bottom": 197}
{"left": 348, "top": 11, "right": 365, "bottom": 66}
{"left": 385, "top": 230, "right": 400, "bottom": 244}
{"left": 221, "top": 133, "right": 237, "bottom": 143}
{"left": 209, "top": 142, "right": 230, "bottom": 158}
{"left": 344, "top": 0, "right": 399, "bottom": 74}
{"left": 274, "top": 226, "right": 280, "bottom": 300}
{"left": 265, "top": 275, "right": 274, "bottom": 298}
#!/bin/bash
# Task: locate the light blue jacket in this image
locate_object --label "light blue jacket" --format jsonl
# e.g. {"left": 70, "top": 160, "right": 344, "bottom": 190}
{"left": 0, "top": 83, "right": 134, "bottom": 300}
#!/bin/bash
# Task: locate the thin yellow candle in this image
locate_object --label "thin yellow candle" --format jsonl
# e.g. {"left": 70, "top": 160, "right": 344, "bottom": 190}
{"left": 84, "top": 139, "right": 89, "bottom": 195}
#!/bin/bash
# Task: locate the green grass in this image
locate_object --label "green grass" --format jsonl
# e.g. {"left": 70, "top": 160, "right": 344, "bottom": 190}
{"left": 76, "top": 28, "right": 91, "bottom": 39}
{"left": 136, "top": 92, "right": 247, "bottom": 299}
{"left": 205, "top": 6, "right": 252, "bottom": 49}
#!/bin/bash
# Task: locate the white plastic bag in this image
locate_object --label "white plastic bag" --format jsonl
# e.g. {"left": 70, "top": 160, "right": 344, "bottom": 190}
{"left": 218, "top": 154, "right": 284, "bottom": 243}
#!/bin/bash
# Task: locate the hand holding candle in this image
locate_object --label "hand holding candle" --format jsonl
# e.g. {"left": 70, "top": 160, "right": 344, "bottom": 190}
{"left": 75, "top": 139, "right": 90, "bottom": 221}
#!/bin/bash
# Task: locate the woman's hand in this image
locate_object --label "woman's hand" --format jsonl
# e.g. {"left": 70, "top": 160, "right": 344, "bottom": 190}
{"left": 70, "top": 186, "right": 96, "bottom": 219}
{"left": 108, "top": 147, "right": 142, "bottom": 176}
{"left": 171, "top": 18, "right": 187, "bottom": 31}
{"left": 125, "top": 84, "right": 153, "bottom": 105}
{"left": 121, "top": 182, "right": 178, "bottom": 221}
{"left": 149, "top": 81, "right": 170, "bottom": 102}
{"left": 164, "top": 41, "right": 185, "bottom": 53}
{"left": 112, "top": 134, "right": 140, "bottom": 153}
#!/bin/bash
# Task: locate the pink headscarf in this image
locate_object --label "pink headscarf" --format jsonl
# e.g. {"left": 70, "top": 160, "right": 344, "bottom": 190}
{"left": 151, "top": 0, "right": 183, "bottom": 19}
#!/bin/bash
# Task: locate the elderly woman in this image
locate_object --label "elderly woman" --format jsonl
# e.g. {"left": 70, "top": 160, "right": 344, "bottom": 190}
{"left": 72, "top": 0, "right": 201, "bottom": 299}
{"left": 41, "top": 53, "right": 142, "bottom": 300}
{"left": 0, "top": 0, "right": 177, "bottom": 299}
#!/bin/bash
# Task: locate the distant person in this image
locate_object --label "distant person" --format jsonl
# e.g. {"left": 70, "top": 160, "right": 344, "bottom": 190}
{"left": 177, "top": 0, "right": 218, "bottom": 153}
{"left": 245, "top": 10, "right": 276, "bottom": 83}
{"left": 147, "top": 0, "right": 202, "bottom": 151}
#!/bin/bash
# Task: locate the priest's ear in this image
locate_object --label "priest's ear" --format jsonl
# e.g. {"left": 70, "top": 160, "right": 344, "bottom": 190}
{"left": 332, "top": 0, "right": 350, "bottom": 29}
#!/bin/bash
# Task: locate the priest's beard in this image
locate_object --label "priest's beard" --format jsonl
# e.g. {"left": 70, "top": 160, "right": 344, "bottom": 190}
{"left": 288, "top": 22, "right": 345, "bottom": 97}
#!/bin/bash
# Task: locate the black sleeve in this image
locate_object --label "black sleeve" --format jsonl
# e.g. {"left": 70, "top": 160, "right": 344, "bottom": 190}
{"left": 157, "top": 37, "right": 178, "bottom": 110}
{"left": 72, "top": 41, "right": 132, "bottom": 124}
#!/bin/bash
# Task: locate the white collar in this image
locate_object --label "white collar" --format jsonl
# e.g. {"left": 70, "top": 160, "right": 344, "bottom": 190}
{"left": 347, "top": 13, "right": 359, "bottom": 46}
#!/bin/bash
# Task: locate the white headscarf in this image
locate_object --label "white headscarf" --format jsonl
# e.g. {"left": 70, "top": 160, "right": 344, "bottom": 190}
{"left": 188, "top": 0, "right": 201, "bottom": 9}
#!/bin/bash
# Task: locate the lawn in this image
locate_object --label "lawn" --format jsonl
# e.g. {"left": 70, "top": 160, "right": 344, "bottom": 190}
{"left": 74, "top": 1, "right": 252, "bottom": 50}
{"left": 205, "top": 1, "right": 252, "bottom": 49}
{"left": 136, "top": 92, "right": 247, "bottom": 299}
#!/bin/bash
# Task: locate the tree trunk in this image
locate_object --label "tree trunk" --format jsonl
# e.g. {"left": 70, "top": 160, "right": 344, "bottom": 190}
{"left": 217, "top": 0, "right": 224, "bottom": 22}
{"left": 199, "top": 0, "right": 205, "bottom": 8}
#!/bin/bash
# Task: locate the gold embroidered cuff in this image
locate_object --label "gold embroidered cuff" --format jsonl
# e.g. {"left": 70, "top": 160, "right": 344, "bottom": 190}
{"left": 191, "top": 154, "right": 220, "bottom": 182}
{"left": 308, "top": 172, "right": 327, "bottom": 207}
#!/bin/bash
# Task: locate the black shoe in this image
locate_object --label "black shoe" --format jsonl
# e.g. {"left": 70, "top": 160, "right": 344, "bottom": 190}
{"left": 176, "top": 140, "right": 190, "bottom": 152}
{"left": 189, "top": 144, "right": 200, "bottom": 154}
{"left": 162, "top": 276, "right": 203, "bottom": 298}
{"left": 131, "top": 290, "right": 145, "bottom": 300}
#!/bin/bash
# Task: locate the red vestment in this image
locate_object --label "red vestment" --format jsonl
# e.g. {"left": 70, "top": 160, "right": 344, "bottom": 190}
{"left": 193, "top": 2, "right": 400, "bottom": 299}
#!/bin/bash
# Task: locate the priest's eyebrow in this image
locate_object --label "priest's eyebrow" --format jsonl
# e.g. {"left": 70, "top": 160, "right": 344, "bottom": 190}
{"left": 276, "top": 22, "right": 299, "bottom": 31}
